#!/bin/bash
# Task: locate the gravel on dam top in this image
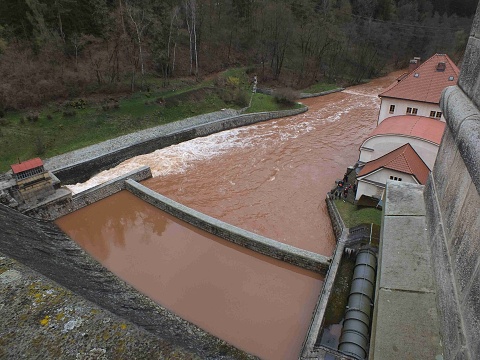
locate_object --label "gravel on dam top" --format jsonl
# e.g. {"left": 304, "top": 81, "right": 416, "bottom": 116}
{"left": 44, "top": 109, "right": 239, "bottom": 172}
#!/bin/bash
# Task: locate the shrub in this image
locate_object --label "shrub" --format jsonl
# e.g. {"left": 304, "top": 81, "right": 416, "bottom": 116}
{"left": 69, "top": 98, "right": 87, "bottom": 109}
{"left": 233, "top": 90, "right": 249, "bottom": 107}
{"left": 273, "top": 88, "right": 299, "bottom": 106}
{"left": 35, "top": 136, "right": 45, "bottom": 155}
{"left": 62, "top": 110, "right": 76, "bottom": 117}
{"left": 26, "top": 112, "right": 39, "bottom": 122}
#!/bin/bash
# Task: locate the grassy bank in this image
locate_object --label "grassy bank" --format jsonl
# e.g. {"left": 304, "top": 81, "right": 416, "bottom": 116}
{"left": 301, "top": 83, "right": 338, "bottom": 94}
{"left": 0, "top": 69, "right": 304, "bottom": 172}
{"left": 333, "top": 200, "right": 382, "bottom": 227}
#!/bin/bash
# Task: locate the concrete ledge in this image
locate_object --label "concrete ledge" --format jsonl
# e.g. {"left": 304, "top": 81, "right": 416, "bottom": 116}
{"left": 369, "top": 181, "right": 443, "bottom": 360}
{"left": 301, "top": 231, "right": 348, "bottom": 359}
{"left": 24, "top": 167, "right": 152, "bottom": 221}
{"left": 299, "top": 88, "right": 345, "bottom": 99}
{"left": 125, "top": 179, "right": 330, "bottom": 274}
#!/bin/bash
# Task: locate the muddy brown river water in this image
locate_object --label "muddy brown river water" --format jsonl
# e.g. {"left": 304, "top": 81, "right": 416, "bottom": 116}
{"left": 58, "top": 72, "right": 400, "bottom": 359}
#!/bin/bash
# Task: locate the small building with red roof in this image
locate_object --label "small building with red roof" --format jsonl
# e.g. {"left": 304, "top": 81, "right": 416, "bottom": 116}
{"left": 9, "top": 157, "right": 55, "bottom": 203}
{"left": 355, "top": 144, "right": 430, "bottom": 200}
{"left": 358, "top": 115, "right": 445, "bottom": 170}
{"left": 377, "top": 53, "right": 459, "bottom": 124}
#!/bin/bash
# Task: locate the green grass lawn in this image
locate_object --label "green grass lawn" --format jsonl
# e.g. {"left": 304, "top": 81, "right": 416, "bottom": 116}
{"left": 0, "top": 69, "right": 299, "bottom": 172}
{"left": 334, "top": 200, "right": 382, "bottom": 227}
{"left": 301, "top": 82, "right": 338, "bottom": 94}
{"left": 245, "top": 93, "right": 303, "bottom": 113}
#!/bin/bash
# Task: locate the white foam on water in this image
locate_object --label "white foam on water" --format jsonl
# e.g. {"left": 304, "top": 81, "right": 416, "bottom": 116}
{"left": 67, "top": 90, "right": 379, "bottom": 194}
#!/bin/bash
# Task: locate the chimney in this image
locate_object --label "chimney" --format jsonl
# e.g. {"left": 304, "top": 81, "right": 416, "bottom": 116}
{"left": 409, "top": 57, "right": 421, "bottom": 73}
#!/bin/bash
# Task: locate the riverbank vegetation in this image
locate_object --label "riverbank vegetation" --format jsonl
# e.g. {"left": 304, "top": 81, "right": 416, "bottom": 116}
{"left": 0, "top": 67, "right": 301, "bottom": 171}
{"left": 0, "top": 0, "right": 476, "bottom": 113}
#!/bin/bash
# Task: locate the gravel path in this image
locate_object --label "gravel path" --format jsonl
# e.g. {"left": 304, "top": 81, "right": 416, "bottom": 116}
{"left": 44, "top": 109, "right": 239, "bottom": 171}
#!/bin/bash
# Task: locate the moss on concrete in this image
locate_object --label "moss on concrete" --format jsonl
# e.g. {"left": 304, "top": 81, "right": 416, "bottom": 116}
{"left": 0, "top": 254, "right": 203, "bottom": 359}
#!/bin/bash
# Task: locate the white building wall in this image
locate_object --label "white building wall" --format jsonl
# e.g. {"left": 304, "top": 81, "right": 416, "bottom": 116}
{"left": 359, "top": 136, "right": 439, "bottom": 169}
{"left": 378, "top": 98, "right": 444, "bottom": 124}
{"left": 356, "top": 169, "right": 418, "bottom": 200}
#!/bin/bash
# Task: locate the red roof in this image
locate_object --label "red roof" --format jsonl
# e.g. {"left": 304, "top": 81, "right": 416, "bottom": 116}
{"left": 11, "top": 158, "right": 44, "bottom": 174}
{"left": 379, "top": 54, "right": 459, "bottom": 104}
{"left": 358, "top": 144, "right": 430, "bottom": 184}
{"left": 366, "top": 115, "right": 445, "bottom": 145}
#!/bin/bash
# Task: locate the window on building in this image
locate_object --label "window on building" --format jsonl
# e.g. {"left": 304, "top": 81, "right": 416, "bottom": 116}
{"left": 436, "top": 111, "right": 442, "bottom": 118}
{"left": 398, "top": 178, "right": 402, "bottom": 181}
{"left": 390, "top": 176, "right": 402, "bottom": 181}
{"left": 412, "top": 108, "right": 418, "bottom": 115}
{"left": 389, "top": 104, "right": 395, "bottom": 114}
{"left": 406, "top": 107, "right": 412, "bottom": 114}
{"left": 430, "top": 111, "right": 436, "bottom": 117}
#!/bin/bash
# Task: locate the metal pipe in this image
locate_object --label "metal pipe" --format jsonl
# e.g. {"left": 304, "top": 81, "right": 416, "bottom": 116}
{"left": 338, "top": 248, "right": 377, "bottom": 359}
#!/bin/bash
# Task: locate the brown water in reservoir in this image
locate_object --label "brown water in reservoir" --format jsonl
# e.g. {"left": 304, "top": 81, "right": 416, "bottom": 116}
{"left": 61, "top": 72, "right": 401, "bottom": 358}
{"left": 56, "top": 191, "right": 324, "bottom": 360}
{"left": 69, "top": 72, "right": 400, "bottom": 255}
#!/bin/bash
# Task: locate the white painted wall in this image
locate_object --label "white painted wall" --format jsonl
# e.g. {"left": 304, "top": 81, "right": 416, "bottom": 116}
{"left": 356, "top": 168, "right": 418, "bottom": 200}
{"left": 378, "top": 98, "right": 444, "bottom": 124}
{"left": 359, "top": 135, "right": 439, "bottom": 169}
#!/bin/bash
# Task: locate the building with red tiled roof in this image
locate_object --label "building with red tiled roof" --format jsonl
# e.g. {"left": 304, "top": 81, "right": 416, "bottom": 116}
{"left": 377, "top": 53, "right": 460, "bottom": 124}
{"left": 11, "top": 158, "right": 44, "bottom": 175}
{"left": 355, "top": 144, "right": 430, "bottom": 200}
{"left": 358, "top": 115, "right": 445, "bottom": 170}
{"left": 9, "top": 157, "right": 55, "bottom": 203}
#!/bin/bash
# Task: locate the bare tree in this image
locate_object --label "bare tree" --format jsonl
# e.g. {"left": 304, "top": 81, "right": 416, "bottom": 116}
{"left": 125, "top": 1, "right": 151, "bottom": 88}
{"left": 184, "top": 0, "right": 198, "bottom": 77}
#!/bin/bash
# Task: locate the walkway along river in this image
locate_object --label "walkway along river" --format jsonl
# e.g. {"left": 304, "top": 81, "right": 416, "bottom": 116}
{"left": 57, "top": 72, "right": 400, "bottom": 359}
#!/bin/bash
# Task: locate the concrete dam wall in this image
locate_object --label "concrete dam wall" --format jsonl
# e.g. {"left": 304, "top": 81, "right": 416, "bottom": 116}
{"left": 0, "top": 203, "right": 254, "bottom": 359}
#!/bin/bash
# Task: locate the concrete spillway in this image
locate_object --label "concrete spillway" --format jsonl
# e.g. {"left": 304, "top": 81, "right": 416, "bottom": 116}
{"left": 339, "top": 249, "right": 377, "bottom": 359}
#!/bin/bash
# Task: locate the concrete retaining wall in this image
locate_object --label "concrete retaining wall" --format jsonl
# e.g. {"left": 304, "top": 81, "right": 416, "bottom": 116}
{"left": 53, "top": 108, "right": 307, "bottom": 185}
{"left": 299, "top": 88, "right": 345, "bottom": 99}
{"left": 325, "top": 197, "right": 346, "bottom": 240}
{"left": 257, "top": 88, "right": 345, "bottom": 99}
{"left": 125, "top": 179, "right": 330, "bottom": 274}
{"left": 25, "top": 166, "right": 152, "bottom": 220}
{"left": 0, "top": 204, "right": 253, "bottom": 359}
{"left": 423, "top": 8, "right": 480, "bottom": 360}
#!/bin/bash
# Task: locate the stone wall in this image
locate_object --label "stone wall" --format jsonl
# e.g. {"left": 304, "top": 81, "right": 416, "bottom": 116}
{"left": 325, "top": 196, "right": 346, "bottom": 239}
{"left": 125, "top": 179, "right": 330, "bottom": 274}
{"left": 53, "top": 108, "right": 307, "bottom": 185}
{"left": 25, "top": 166, "right": 152, "bottom": 220}
{"left": 424, "top": 6, "right": 480, "bottom": 360}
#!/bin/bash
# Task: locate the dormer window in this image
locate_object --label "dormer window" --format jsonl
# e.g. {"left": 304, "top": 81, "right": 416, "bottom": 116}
{"left": 448, "top": 76, "right": 455, "bottom": 81}
{"left": 437, "top": 62, "right": 446, "bottom": 71}
{"left": 414, "top": 73, "right": 420, "bottom": 78}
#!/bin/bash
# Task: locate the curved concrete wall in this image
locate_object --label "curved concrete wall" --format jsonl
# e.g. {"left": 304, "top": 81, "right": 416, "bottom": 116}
{"left": 125, "top": 179, "right": 330, "bottom": 274}
{"left": 51, "top": 107, "right": 308, "bottom": 185}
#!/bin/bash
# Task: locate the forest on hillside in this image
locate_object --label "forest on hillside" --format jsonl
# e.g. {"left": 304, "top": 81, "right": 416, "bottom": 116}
{"left": 0, "top": 0, "right": 478, "bottom": 111}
